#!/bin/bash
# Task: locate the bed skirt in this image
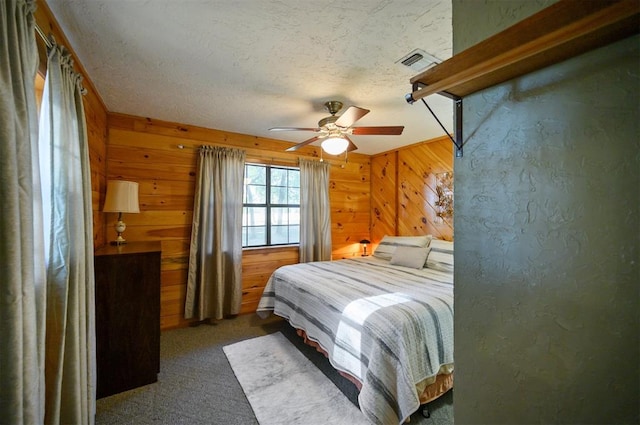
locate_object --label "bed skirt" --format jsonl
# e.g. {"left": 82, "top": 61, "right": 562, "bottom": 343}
{"left": 295, "top": 328, "right": 453, "bottom": 405}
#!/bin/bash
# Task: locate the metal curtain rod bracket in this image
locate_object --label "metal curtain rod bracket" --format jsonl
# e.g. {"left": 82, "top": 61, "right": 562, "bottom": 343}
{"left": 405, "top": 84, "right": 463, "bottom": 158}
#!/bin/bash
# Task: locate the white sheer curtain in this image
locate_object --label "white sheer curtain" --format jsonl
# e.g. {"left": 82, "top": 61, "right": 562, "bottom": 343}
{"left": 185, "top": 146, "right": 246, "bottom": 321}
{"left": 299, "top": 158, "right": 332, "bottom": 262}
{"left": 38, "top": 41, "right": 96, "bottom": 425}
{"left": 0, "top": 0, "right": 46, "bottom": 423}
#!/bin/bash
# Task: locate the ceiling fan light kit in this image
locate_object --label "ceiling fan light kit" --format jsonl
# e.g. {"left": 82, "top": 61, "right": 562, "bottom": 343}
{"left": 321, "top": 136, "right": 349, "bottom": 155}
{"left": 271, "top": 100, "right": 404, "bottom": 155}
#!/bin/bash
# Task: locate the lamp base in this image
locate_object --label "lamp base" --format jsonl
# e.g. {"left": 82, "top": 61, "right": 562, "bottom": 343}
{"left": 110, "top": 232, "right": 127, "bottom": 246}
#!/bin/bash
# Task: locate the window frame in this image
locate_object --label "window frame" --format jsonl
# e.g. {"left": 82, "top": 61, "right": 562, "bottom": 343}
{"left": 242, "top": 163, "right": 300, "bottom": 248}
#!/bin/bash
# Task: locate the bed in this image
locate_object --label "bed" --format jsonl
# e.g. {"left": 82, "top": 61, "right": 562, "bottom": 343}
{"left": 256, "top": 236, "right": 454, "bottom": 425}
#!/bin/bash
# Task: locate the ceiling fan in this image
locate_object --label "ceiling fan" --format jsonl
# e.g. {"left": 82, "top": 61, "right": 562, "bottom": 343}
{"left": 269, "top": 101, "right": 404, "bottom": 155}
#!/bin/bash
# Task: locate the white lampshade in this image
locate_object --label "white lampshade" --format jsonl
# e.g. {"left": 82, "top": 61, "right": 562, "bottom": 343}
{"left": 103, "top": 180, "right": 140, "bottom": 213}
{"left": 321, "top": 136, "right": 349, "bottom": 155}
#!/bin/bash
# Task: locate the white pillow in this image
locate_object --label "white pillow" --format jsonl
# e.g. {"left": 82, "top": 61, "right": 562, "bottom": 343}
{"left": 373, "top": 235, "right": 432, "bottom": 260}
{"left": 426, "top": 239, "right": 454, "bottom": 272}
{"left": 390, "top": 246, "right": 431, "bottom": 269}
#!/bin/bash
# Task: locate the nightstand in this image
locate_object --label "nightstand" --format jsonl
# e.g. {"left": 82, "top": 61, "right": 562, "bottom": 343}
{"left": 94, "top": 241, "right": 161, "bottom": 398}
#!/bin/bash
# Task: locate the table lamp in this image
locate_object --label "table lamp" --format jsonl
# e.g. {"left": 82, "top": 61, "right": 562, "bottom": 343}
{"left": 103, "top": 180, "right": 140, "bottom": 245}
{"left": 360, "top": 239, "right": 371, "bottom": 256}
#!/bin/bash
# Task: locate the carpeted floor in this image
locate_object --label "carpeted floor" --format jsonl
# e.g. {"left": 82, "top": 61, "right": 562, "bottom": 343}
{"left": 96, "top": 313, "right": 453, "bottom": 424}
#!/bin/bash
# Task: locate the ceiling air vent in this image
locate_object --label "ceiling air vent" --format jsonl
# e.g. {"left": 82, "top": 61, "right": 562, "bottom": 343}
{"left": 396, "top": 49, "right": 441, "bottom": 73}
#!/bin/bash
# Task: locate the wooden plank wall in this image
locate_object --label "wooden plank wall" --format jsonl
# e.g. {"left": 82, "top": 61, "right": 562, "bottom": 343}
{"left": 371, "top": 152, "right": 398, "bottom": 240}
{"left": 106, "top": 113, "right": 371, "bottom": 329}
{"left": 36, "top": 0, "right": 453, "bottom": 333}
{"left": 371, "top": 136, "right": 454, "bottom": 247}
{"left": 34, "top": 0, "right": 108, "bottom": 248}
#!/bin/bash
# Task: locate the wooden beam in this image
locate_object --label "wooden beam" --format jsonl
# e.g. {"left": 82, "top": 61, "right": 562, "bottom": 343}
{"left": 409, "top": 0, "right": 640, "bottom": 101}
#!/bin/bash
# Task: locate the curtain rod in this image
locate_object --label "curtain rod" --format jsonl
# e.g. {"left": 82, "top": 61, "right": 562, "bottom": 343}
{"left": 35, "top": 23, "right": 52, "bottom": 48}
{"left": 177, "top": 144, "right": 347, "bottom": 167}
{"left": 177, "top": 144, "right": 299, "bottom": 165}
{"left": 33, "top": 23, "right": 88, "bottom": 95}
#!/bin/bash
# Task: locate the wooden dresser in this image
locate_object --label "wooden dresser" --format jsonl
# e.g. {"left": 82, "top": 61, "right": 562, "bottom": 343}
{"left": 94, "top": 241, "right": 161, "bottom": 398}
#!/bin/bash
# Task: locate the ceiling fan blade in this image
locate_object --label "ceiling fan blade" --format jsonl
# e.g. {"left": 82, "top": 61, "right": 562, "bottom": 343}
{"left": 335, "top": 106, "right": 370, "bottom": 128}
{"left": 285, "top": 136, "right": 321, "bottom": 152}
{"left": 350, "top": 126, "right": 404, "bottom": 135}
{"left": 270, "top": 127, "right": 321, "bottom": 132}
{"left": 345, "top": 135, "right": 358, "bottom": 152}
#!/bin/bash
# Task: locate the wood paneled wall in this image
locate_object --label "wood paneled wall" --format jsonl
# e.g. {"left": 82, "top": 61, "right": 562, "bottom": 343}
{"left": 106, "top": 113, "right": 371, "bottom": 329}
{"left": 37, "top": 0, "right": 452, "bottom": 333}
{"left": 371, "top": 136, "right": 454, "bottom": 247}
{"left": 35, "top": 0, "right": 108, "bottom": 248}
{"left": 371, "top": 152, "right": 398, "bottom": 239}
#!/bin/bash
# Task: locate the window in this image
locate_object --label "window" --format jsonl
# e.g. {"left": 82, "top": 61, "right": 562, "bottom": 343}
{"left": 243, "top": 164, "right": 300, "bottom": 247}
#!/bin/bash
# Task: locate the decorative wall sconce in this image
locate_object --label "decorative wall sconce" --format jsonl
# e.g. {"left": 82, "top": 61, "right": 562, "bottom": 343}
{"left": 360, "top": 239, "right": 371, "bottom": 256}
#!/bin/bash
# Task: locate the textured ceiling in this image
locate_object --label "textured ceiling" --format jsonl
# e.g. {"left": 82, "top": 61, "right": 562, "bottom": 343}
{"left": 45, "top": 0, "right": 453, "bottom": 155}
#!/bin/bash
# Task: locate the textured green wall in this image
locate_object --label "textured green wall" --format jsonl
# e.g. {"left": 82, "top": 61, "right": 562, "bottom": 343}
{"left": 452, "top": 1, "right": 640, "bottom": 423}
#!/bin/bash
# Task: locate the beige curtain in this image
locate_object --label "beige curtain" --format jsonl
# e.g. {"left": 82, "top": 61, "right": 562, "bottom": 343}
{"left": 0, "top": 0, "right": 47, "bottom": 423}
{"left": 185, "top": 146, "right": 246, "bottom": 321}
{"left": 38, "top": 41, "right": 96, "bottom": 425}
{"left": 299, "top": 158, "right": 332, "bottom": 262}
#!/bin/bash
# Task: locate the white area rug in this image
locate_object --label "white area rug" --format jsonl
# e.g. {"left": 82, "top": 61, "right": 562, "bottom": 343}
{"left": 223, "top": 332, "right": 370, "bottom": 425}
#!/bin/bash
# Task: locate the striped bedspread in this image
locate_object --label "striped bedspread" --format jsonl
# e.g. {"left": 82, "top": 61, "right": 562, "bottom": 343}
{"left": 256, "top": 257, "right": 453, "bottom": 425}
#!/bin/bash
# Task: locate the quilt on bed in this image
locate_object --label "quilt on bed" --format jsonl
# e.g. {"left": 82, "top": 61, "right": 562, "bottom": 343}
{"left": 256, "top": 257, "right": 453, "bottom": 425}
